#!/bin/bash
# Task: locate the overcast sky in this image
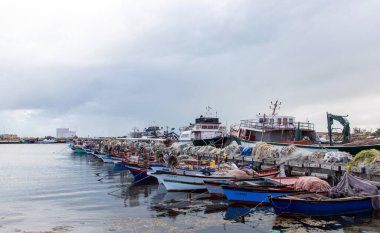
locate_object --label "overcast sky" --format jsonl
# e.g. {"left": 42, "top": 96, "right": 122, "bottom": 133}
{"left": 0, "top": 0, "right": 379, "bottom": 137}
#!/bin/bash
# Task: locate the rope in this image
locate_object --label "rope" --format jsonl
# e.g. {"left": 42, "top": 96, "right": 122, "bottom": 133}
{"left": 269, "top": 197, "right": 292, "bottom": 210}
{"left": 107, "top": 169, "right": 156, "bottom": 195}
{"left": 98, "top": 163, "right": 146, "bottom": 181}
{"left": 227, "top": 198, "right": 266, "bottom": 221}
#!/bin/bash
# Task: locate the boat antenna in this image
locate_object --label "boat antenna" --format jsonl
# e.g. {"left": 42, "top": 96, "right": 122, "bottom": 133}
{"left": 206, "top": 106, "right": 212, "bottom": 116}
{"left": 269, "top": 100, "right": 281, "bottom": 116}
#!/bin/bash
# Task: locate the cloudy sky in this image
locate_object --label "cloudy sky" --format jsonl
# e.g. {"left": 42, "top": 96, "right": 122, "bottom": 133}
{"left": 0, "top": 0, "right": 379, "bottom": 137}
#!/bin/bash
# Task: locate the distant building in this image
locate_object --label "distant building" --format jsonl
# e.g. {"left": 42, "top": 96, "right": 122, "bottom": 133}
{"left": 0, "top": 134, "right": 21, "bottom": 143}
{"left": 130, "top": 131, "right": 143, "bottom": 138}
{"left": 56, "top": 128, "right": 76, "bottom": 138}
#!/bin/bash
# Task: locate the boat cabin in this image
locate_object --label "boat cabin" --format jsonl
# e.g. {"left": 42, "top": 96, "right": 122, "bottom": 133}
{"left": 257, "top": 115, "right": 295, "bottom": 128}
{"left": 179, "top": 115, "right": 226, "bottom": 141}
{"left": 234, "top": 114, "right": 316, "bottom": 143}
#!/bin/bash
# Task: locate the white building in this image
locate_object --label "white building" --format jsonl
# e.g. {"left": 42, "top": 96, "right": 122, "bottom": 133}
{"left": 56, "top": 128, "right": 77, "bottom": 138}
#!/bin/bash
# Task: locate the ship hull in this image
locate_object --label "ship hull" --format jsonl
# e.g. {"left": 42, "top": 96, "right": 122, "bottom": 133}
{"left": 193, "top": 136, "right": 232, "bottom": 148}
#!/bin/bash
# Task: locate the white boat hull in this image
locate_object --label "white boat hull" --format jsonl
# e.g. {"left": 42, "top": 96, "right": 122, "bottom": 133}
{"left": 149, "top": 172, "right": 233, "bottom": 192}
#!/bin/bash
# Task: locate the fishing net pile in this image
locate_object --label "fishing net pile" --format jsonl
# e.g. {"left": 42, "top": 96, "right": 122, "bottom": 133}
{"left": 251, "top": 143, "right": 310, "bottom": 162}
{"left": 168, "top": 143, "right": 190, "bottom": 154}
{"left": 217, "top": 162, "right": 238, "bottom": 170}
{"left": 322, "top": 151, "right": 352, "bottom": 163}
{"left": 308, "top": 152, "right": 326, "bottom": 161}
{"left": 151, "top": 142, "right": 167, "bottom": 151}
{"left": 279, "top": 145, "right": 297, "bottom": 156}
{"left": 224, "top": 144, "right": 241, "bottom": 157}
{"left": 165, "top": 143, "right": 240, "bottom": 160}
{"left": 196, "top": 146, "right": 216, "bottom": 156}
{"left": 167, "top": 155, "right": 179, "bottom": 168}
{"left": 346, "top": 149, "right": 380, "bottom": 174}
{"left": 182, "top": 146, "right": 200, "bottom": 155}
{"left": 252, "top": 143, "right": 279, "bottom": 160}
{"left": 277, "top": 146, "right": 311, "bottom": 164}
{"left": 252, "top": 143, "right": 352, "bottom": 165}
{"left": 212, "top": 168, "right": 251, "bottom": 180}
{"left": 293, "top": 177, "right": 331, "bottom": 192}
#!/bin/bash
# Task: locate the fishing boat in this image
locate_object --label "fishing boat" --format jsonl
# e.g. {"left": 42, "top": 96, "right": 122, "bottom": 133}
{"left": 221, "top": 177, "right": 302, "bottom": 205}
{"left": 230, "top": 101, "right": 380, "bottom": 154}
{"left": 72, "top": 145, "right": 86, "bottom": 154}
{"left": 269, "top": 193, "right": 373, "bottom": 216}
{"left": 41, "top": 137, "right": 57, "bottom": 143}
{"left": 178, "top": 107, "right": 232, "bottom": 148}
{"left": 125, "top": 163, "right": 160, "bottom": 183}
{"left": 149, "top": 171, "right": 238, "bottom": 192}
{"left": 94, "top": 154, "right": 123, "bottom": 163}
{"left": 121, "top": 162, "right": 173, "bottom": 183}
{"left": 270, "top": 173, "right": 380, "bottom": 216}
{"left": 203, "top": 168, "right": 280, "bottom": 197}
{"left": 84, "top": 148, "right": 93, "bottom": 154}
{"left": 230, "top": 100, "right": 317, "bottom": 148}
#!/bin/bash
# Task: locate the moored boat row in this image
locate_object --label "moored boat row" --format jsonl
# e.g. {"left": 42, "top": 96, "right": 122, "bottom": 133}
{"left": 68, "top": 135, "right": 380, "bottom": 218}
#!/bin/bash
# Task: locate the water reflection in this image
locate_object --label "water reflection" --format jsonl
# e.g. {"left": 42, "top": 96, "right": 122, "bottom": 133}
{"left": 71, "top": 150, "right": 380, "bottom": 233}
{"left": 120, "top": 183, "right": 157, "bottom": 207}
{"left": 224, "top": 206, "right": 252, "bottom": 221}
{"left": 3, "top": 144, "right": 380, "bottom": 232}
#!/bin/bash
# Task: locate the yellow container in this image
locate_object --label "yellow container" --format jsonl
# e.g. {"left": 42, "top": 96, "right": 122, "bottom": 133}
{"left": 209, "top": 161, "right": 216, "bottom": 168}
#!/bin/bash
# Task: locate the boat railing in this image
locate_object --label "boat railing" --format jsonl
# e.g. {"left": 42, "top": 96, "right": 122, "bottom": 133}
{"left": 240, "top": 120, "right": 314, "bottom": 130}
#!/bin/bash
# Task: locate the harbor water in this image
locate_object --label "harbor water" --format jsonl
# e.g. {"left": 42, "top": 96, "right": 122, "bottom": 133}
{"left": 0, "top": 144, "right": 380, "bottom": 233}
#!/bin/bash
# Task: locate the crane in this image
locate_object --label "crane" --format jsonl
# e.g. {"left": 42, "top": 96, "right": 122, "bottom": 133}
{"left": 327, "top": 112, "right": 350, "bottom": 145}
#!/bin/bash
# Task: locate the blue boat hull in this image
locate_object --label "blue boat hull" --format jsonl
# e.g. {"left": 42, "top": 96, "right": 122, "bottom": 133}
{"left": 222, "top": 186, "right": 301, "bottom": 205}
{"left": 224, "top": 206, "right": 252, "bottom": 220}
{"left": 270, "top": 197, "right": 373, "bottom": 216}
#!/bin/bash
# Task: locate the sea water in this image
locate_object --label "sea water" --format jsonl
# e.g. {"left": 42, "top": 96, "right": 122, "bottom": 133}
{"left": 0, "top": 144, "right": 379, "bottom": 233}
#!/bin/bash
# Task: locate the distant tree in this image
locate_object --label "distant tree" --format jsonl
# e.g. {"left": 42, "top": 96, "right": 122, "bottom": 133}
{"left": 353, "top": 127, "right": 362, "bottom": 134}
{"left": 353, "top": 127, "right": 370, "bottom": 134}
{"left": 372, "top": 128, "right": 380, "bottom": 137}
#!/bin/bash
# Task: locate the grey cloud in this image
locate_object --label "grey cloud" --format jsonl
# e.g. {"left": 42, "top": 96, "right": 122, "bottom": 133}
{"left": 0, "top": 0, "right": 379, "bottom": 136}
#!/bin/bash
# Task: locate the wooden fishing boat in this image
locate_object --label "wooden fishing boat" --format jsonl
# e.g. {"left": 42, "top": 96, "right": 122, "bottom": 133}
{"left": 222, "top": 182, "right": 302, "bottom": 205}
{"left": 94, "top": 154, "right": 115, "bottom": 163}
{"left": 126, "top": 163, "right": 160, "bottom": 183}
{"left": 122, "top": 162, "right": 172, "bottom": 183}
{"left": 269, "top": 193, "right": 373, "bottom": 216}
{"left": 203, "top": 168, "right": 281, "bottom": 197}
{"left": 84, "top": 148, "right": 93, "bottom": 154}
{"left": 149, "top": 171, "right": 237, "bottom": 192}
{"left": 127, "top": 162, "right": 214, "bottom": 184}
{"left": 73, "top": 146, "right": 86, "bottom": 154}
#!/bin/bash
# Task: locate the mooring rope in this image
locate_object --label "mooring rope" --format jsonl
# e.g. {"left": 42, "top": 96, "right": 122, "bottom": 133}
{"left": 106, "top": 169, "right": 154, "bottom": 195}
{"left": 227, "top": 198, "right": 266, "bottom": 221}
{"left": 269, "top": 197, "right": 292, "bottom": 210}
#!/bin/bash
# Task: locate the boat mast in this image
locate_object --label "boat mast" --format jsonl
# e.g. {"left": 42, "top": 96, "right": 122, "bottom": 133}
{"left": 270, "top": 100, "right": 281, "bottom": 116}
{"left": 261, "top": 100, "right": 282, "bottom": 141}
